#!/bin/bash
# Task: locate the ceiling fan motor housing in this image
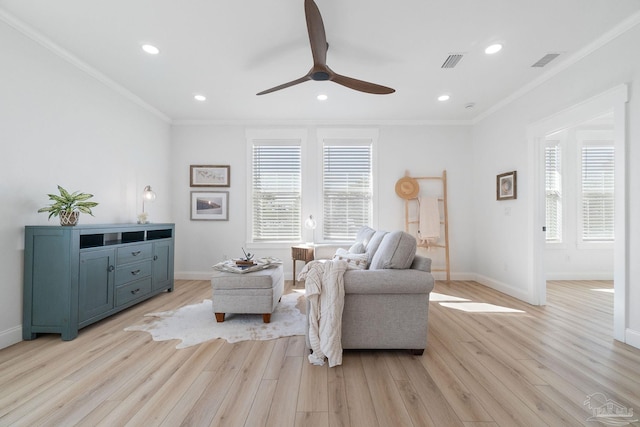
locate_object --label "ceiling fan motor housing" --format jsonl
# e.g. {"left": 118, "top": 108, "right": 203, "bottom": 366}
{"left": 311, "top": 71, "right": 331, "bottom": 81}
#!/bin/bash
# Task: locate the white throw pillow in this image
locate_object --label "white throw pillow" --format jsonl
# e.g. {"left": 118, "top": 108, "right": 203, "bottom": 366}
{"left": 333, "top": 248, "right": 369, "bottom": 270}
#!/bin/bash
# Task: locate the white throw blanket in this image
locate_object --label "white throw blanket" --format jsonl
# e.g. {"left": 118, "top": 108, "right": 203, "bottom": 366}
{"left": 298, "top": 260, "right": 348, "bottom": 367}
{"left": 417, "top": 196, "right": 440, "bottom": 247}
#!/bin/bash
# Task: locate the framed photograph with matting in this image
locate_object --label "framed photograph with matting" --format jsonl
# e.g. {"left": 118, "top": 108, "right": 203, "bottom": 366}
{"left": 497, "top": 171, "right": 517, "bottom": 200}
{"left": 191, "top": 191, "right": 229, "bottom": 220}
{"left": 190, "top": 165, "right": 230, "bottom": 187}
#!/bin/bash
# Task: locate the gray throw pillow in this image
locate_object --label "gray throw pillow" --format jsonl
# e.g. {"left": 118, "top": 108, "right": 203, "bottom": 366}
{"left": 369, "top": 231, "right": 417, "bottom": 270}
{"left": 348, "top": 242, "right": 366, "bottom": 254}
{"left": 355, "top": 226, "right": 376, "bottom": 246}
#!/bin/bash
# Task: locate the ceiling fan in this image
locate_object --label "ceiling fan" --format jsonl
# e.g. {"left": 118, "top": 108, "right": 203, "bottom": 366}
{"left": 257, "top": 0, "right": 395, "bottom": 96}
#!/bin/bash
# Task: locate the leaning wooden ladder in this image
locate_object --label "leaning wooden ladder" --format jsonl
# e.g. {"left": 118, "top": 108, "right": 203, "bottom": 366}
{"left": 403, "top": 170, "right": 450, "bottom": 281}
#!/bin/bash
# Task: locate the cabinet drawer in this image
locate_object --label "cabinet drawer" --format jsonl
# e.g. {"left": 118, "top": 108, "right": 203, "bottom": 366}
{"left": 117, "top": 243, "right": 152, "bottom": 265}
{"left": 115, "top": 260, "right": 152, "bottom": 286}
{"left": 116, "top": 277, "right": 152, "bottom": 306}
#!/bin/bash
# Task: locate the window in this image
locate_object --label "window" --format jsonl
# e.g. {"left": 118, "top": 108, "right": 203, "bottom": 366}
{"left": 580, "top": 141, "right": 614, "bottom": 242}
{"left": 545, "top": 141, "right": 562, "bottom": 242}
{"left": 322, "top": 141, "right": 373, "bottom": 241}
{"left": 250, "top": 142, "right": 301, "bottom": 241}
{"left": 247, "top": 129, "right": 375, "bottom": 244}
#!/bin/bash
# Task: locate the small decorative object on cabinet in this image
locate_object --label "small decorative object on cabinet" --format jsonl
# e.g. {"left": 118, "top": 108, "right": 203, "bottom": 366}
{"left": 23, "top": 223, "right": 175, "bottom": 340}
{"left": 37, "top": 185, "right": 99, "bottom": 226}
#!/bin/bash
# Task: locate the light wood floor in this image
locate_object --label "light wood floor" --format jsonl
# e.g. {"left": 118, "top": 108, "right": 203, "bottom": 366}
{"left": 1, "top": 279, "right": 639, "bottom": 426}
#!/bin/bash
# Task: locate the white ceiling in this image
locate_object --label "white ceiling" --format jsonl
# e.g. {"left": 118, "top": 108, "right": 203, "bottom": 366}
{"left": 2, "top": 0, "right": 640, "bottom": 123}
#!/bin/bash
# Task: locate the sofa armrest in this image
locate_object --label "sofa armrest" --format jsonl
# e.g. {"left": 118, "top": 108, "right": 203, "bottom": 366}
{"left": 343, "top": 269, "right": 434, "bottom": 295}
{"left": 411, "top": 255, "right": 432, "bottom": 273}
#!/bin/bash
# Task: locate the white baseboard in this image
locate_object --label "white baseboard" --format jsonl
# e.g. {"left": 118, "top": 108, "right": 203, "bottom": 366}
{"left": 0, "top": 325, "right": 22, "bottom": 350}
{"left": 625, "top": 328, "right": 640, "bottom": 350}
{"left": 473, "top": 274, "right": 534, "bottom": 304}
{"left": 545, "top": 272, "right": 614, "bottom": 281}
{"left": 175, "top": 271, "right": 215, "bottom": 281}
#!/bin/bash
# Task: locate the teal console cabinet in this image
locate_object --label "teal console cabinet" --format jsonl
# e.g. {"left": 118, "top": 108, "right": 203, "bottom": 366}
{"left": 23, "top": 223, "right": 175, "bottom": 341}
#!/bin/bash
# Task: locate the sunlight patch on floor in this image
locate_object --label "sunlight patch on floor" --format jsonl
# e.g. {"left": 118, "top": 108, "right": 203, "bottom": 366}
{"left": 592, "top": 288, "right": 614, "bottom": 293}
{"left": 429, "top": 292, "right": 470, "bottom": 302}
{"left": 439, "top": 302, "right": 526, "bottom": 313}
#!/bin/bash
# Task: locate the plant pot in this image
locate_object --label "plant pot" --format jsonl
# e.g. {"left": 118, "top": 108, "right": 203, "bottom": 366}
{"left": 59, "top": 211, "right": 80, "bottom": 226}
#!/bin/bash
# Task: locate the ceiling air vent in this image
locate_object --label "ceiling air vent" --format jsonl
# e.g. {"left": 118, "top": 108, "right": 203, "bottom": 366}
{"left": 441, "top": 53, "right": 464, "bottom": 69}
{"left": 531, "top": 53, "right": 560, "bottom": 68}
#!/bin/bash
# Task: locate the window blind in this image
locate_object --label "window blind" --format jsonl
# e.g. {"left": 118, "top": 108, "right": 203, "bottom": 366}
{"left": 545, "top": 142, "right": 562, "bottom": 242}
{"left": 323, "top": 143, "right": 372, "bottom": 241}
{"left": 581, "top": 143, "right": 614, "bottom": 242}
{"left": 252, "top": 144, "right": 301, "bottom": 241}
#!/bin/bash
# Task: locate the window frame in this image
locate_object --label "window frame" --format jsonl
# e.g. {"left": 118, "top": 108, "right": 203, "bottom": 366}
{"left": 315, "top": 128, "right": 379, "bottom": 244}
{"left": 576, "top": 130, "right": 614, "bottom": 249}
{"left": 544, "top": 137, "right": 564, "bottom": 245}
{"left": 246, "top": 129, "right": 306, "bottom": 249}
{"left": 321, "top": 142, "right": 373, "bottom": 242}
{"left": 246, "top": 128, "right": 378, "bottom": 247}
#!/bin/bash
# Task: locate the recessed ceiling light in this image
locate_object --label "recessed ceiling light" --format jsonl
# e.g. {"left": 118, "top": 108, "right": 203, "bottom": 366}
{"left": 437, "top": 94, "right": 450, "bottom": 102}
{"left": 141, "top": 44, "right": 160, "bottom": 55}
{"left": 485, "top": 43, "right": 503, "bottom": 55}
{"left": 317, "top": 94, "right": 328, "bottom": 101}
{"left": 194, "top": 94, "right": 207, "bottom": 102}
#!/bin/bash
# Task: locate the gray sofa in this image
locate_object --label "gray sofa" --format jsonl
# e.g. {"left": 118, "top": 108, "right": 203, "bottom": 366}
{"left": 308, "top": 226, "right": 435, "bottom": 355}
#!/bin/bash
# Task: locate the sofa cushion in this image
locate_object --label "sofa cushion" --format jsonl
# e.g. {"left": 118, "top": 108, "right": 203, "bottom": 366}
{"left": 369, "top": 231, "right": 417, "bottom": 270}
{"left": 348, "top": 241, "right": 366, "bottom": 254}
{"left": 333, "top": 248, "right": 369, "bottom": 270}
{"left": 365, "top": 230, "right": 387, "bottom": 262}
{"left": 355, "top": 226, "right": 376, "bottom": 246}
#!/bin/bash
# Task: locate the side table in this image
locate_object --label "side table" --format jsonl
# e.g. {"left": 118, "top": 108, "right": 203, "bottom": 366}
{"left": 291, "top": 245, "right": 314, "bottom": 286}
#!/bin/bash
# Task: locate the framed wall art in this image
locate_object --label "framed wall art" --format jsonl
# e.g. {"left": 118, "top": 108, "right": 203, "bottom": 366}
{"left": 497, "top": 171, "right": 517, "bottom": 200}
{"left": 191, "top": 191, "right": 229, "bottom": 221}
{"left": 190, "top": 165, "right": 230, "bottom": 187}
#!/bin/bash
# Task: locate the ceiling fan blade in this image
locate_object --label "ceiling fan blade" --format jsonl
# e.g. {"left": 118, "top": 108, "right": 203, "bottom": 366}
{"left": 305, "top": 0, "right": 328, "bottom": 65}
{"left": 256, "top": 75, "right": 312, "bottom": 95}
{"left": 331, "top": 73, "right": 395, "bottom": 94}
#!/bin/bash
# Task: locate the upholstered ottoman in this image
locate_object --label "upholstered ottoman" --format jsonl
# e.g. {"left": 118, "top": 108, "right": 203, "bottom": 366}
{"left": 210, "top": 265, "right": 284, "bottom": 323}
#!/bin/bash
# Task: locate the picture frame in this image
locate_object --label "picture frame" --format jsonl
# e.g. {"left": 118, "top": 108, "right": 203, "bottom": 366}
{"left": 190, "top": 165, "right": 230, "bottom": 187}
{"left": 497, "top": 171, "right": 517, "bottom": 200}
{"left": 191, "top": 191, "right": 229, "bottom": 221}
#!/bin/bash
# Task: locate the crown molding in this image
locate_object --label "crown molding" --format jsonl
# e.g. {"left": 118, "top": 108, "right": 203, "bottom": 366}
{"left": 473, "top": 10, "right": 640, "bottom": 124}
{"left": 171, "top": 118, "right": 473, "bottom": 127}
{"left": 0, "top": 8, "right": 172, "bottom": 124}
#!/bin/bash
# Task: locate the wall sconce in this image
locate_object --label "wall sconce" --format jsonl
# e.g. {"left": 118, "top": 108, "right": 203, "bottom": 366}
{"left": 138, "top": 185, "right": 156, "bottom": 224}
{"left": 304, "top": 214, "right": 317, "bottom": 245}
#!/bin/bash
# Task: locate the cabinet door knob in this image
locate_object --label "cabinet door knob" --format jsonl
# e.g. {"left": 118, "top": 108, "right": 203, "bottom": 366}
{"left": 131, "top": 251, "right": 141, "bottom": 256}
{"left": 153, "top": 255, "right": 158, "bottom": 261}
{"left": 130, "top": 288, "right": 140, "bottom": 295}
{"left": 108, "top": 265, "right": 115, "bottom": 272}
{"left": 131, "top": 269, "right": 141, "bottom": 275}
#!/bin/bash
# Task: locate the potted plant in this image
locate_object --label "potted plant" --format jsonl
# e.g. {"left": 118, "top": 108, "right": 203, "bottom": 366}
{"left": 38, "top": 185, "right": 99, "bottom": 226}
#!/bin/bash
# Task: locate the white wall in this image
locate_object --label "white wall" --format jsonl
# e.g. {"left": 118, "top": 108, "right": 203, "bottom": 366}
{"left": 170, "top": 124, "right": 475, "bottom": 281}
{"left": 0, "top": 20, "right": 172, "bottom": 348}
{"left": 472, "top": 24, "right": 640, "bottom": 343}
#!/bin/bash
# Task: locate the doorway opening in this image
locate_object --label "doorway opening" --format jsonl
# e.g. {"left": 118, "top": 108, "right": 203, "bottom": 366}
{"left": 529, "top": 84, "right": 628, "bottom": 342}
